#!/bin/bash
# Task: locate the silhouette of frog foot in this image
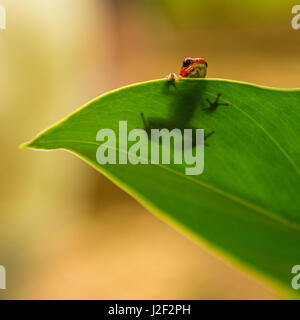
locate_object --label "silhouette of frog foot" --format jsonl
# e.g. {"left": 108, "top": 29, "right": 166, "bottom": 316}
{"left": 140, "top": 112, "right": 151, "bottom": 134}
{"left": 140, "top": 112, "right": 147, "bottom": 128}
{"left": 204, "top": 130, "right": 215, "bottom": 146}
{"left": 204, "top": 93, "right": 229, "bottom": 112}
{"left": 140, "top": 112, "right": 156, "bottom": 136}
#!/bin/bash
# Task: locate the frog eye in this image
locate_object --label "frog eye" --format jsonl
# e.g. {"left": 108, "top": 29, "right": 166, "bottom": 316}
{"left": 183, "top": 59, "right": 193, "bottom": 68}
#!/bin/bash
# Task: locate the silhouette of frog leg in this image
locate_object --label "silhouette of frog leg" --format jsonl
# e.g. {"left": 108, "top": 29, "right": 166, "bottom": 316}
{"left": 204, "top": 93, "right": 229, "bottom": 112}
{"left": 204, "top": 130, "right": 215, "bottom": 140}
{"left": 140, "top": 112, "right": 154, "bottom": 136}
{"left": 204, "top": 130, "right": 215, "bottom": 146}
{"left": 140, "top": 112, "right": 147, "bottom": 129}
{"left": 188, "top": 130, "right": 215, "bottom": 148}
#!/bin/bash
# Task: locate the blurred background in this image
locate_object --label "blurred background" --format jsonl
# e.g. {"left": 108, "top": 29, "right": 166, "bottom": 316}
{"left": 0, "top": 0, "right": 299, "bottom": 299}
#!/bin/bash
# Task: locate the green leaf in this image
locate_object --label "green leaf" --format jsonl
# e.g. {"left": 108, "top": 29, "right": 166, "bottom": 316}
{"left": 22, "top": 79, "right": 300, "bottom": 297}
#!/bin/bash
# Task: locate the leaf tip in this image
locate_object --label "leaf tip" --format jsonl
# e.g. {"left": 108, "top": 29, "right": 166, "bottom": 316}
{"left": 19, "top": 139, "right": 40, "bottom": 150}
{"left": 19, "top": 142, "right": 30, "bottom": 149}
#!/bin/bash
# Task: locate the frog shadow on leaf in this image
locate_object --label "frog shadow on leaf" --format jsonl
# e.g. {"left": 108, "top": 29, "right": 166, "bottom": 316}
{"left": 140, "top": 81, "right": 228, "bottom": 148}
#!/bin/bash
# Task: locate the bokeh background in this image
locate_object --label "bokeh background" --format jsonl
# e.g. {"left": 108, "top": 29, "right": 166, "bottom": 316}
{"left": 0, "top": 0, "right": 299, "bottom": 299}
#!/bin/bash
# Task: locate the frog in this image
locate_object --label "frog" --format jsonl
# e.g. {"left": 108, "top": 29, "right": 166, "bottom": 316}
{"left": 162, "top": 57, "right": 228, "bottom": 145}
{"left": 167, "top": 57, "right": 228, "bottom": 111}
{"left": 167, "top": 57, "right": 208, "bottom": 81}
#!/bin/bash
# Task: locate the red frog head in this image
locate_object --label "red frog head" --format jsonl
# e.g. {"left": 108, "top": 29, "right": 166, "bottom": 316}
{"left": 179, "top": 57, "right": 208, "bottom": 78}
